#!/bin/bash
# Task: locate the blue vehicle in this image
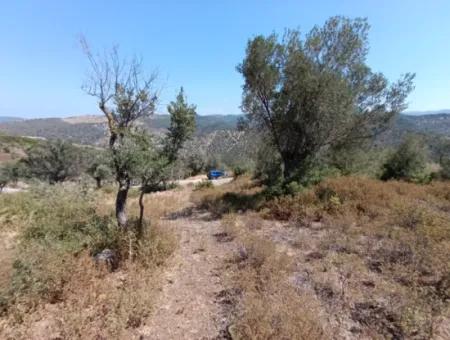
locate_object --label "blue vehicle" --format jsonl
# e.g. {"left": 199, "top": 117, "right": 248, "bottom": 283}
{"left": 207, "top": 169, "right": 225, "bottom": 180}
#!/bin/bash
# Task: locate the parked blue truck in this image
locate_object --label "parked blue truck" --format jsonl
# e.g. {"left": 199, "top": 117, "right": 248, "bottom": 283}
{"left": 207, "top": 169, "right": 226, "bottom": 180}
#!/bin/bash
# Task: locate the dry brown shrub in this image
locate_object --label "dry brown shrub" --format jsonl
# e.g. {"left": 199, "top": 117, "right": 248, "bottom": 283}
{"left": 224, "top": 217, "right": 329, "bottom": 340}
{"left": 262, "top": 176, "right": 450, "bottom": 338}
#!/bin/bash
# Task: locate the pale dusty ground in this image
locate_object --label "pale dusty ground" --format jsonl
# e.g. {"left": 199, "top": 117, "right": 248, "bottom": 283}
{"left": 176, "top": 175, "right": 233, "bottom": 187}
{"left": 62, "top": 115, "right": 107, "bottom": 124}
{"left": 1, "top": 176, "right": 231, "bottom": 195}
{"left": 1, "top": 187, "right": 22, "bottom": 193}
{"left": 140, "top": 208, "right": 235, "bottom": 340}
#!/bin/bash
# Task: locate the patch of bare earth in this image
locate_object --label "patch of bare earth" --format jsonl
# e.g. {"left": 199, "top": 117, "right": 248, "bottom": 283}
{"left": 140, "top": 207, "right": 236, "bottom": 340}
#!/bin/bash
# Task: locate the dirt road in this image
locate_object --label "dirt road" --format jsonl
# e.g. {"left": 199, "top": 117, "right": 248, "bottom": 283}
{"left": 176, "top": 175, "right": 233, "bottom": 187}
{"left": 139, "top": 182, "right": 235, "bottom": 339}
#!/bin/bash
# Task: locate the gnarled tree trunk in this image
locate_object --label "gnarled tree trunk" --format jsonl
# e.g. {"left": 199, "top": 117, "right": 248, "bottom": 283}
{"left": 115, "top": 177, "right": 130, "bottom": 229}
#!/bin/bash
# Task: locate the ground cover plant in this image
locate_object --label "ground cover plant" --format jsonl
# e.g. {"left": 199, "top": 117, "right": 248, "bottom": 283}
{"left": 211, "top": 176, "right": 450, "bottom": 338}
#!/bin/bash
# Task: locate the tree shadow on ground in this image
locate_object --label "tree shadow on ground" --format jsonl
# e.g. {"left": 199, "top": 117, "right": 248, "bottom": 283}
{"left": 165, "top": 206, "right": 195, "bottom": 220}
{"left": 195, "top": 191, "right": 267, "bottom": 219}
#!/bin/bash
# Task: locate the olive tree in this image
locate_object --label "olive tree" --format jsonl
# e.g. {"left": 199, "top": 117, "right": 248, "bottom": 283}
{"left": 238, "top": 16, "right": 415, "bottom": 180}
{"left": 134, "top": 88, "right": 196, "bottom": 231}
{"left": 86, "top": 149, "right": 113, "bottom": 189}
{"left": 81, "top": 38, "right": 158, "bottom": 228}
{"left": 25, "top": 140, "right": 81, "bottom": 184}
{"left": 381, "top": 135, "right": 428, "bottom": 182}
{"left": 87, "top": 154, "right": 113, "bottom": 188}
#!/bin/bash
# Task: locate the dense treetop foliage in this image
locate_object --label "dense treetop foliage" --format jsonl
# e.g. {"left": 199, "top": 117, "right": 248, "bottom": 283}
{"left": 238, "top": 16, "right": 415, "bottom": 180}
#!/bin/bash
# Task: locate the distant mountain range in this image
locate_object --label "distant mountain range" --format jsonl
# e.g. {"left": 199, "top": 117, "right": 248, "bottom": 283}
{"left": 0, "top": 111, "right": 449, "bottom": 146}
{"left": 0, "top": 116, "right": 24, "bottom": 123}
{"left": 384, "top": 112, "right": 450, "bottom": 145}
{"left": 404, "top": 110, "right": 450, "bottom": 116}
{"left": 0, "top": 114, "right": 241, "bottom": 145}
{"left": 397, "top": 113, "right": 450, "bottom": 135}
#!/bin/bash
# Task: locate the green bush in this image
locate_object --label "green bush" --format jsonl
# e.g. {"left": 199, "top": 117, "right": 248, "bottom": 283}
{"left": 0, "top": 162, "right": 23, "bottom": 190}
{"left": 284, "top": 181, "right": 304, "bottom": 196}
{"left": 381, "top": 136, "right": 429, "bottom": 182}
{"left": 24, "top": 140, "right": 83, "bottom": 183}
{"left": 0, "top": 185, "right": 120, "bottom": 306}
{"left": 254, "top": 142, "right": 283, "bottom": 186}
{"left": 233, "top": 166, "right": 248, "bottom": 178}
{"left": 439, "top": 157, "right": 450, "bottom": 180}
{"left": 298, "top": 163, "right": 341, "bottom": 187}
{"left": 329, "top": 145, "right": 389, "bottom": 178}
{"left": 194, "top": 180, "right": 213, "bottom": 190}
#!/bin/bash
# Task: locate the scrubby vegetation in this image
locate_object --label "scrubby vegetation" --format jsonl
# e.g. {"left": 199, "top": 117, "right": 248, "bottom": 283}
{"left": 199, "top": 176, "right": 450, "bottom": 339}
{"left": 191, "top": 175, "right": 265, "bottom": 217}
{"left": 381, "top": 135, "right": 430, "bottom": 182}
{"left": 0, "top": 184, "right": 178, "bottom": 338}
{"left": 221, "top": 214, "right": 330, "bottom": 339}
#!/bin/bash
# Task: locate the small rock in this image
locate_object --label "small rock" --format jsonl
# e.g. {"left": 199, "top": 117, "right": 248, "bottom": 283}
{"left": 238, "top": 246, "right": 248, "bottom": 261}
{"left": 94, "top": 249, "right": 118, "bottom": 272}
{"left": 30, "top": 318, "right": 62, "bottom": 340}
{"left": 227, "top": 324, "right": 239, "bottom": 340}
{"left": 305, "top": 251, "right": 324, "bottom": 261}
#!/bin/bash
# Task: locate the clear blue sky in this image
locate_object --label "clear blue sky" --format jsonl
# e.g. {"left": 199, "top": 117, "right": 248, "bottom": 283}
{"left": 1, "top": 0, "right": 449, "bottom": 118}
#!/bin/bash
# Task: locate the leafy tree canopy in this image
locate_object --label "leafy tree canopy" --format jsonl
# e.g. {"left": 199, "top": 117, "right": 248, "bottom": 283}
{"left": 238, "top": 16, "right": 415, "bottom": 180}
{"left": 24, "top": 140, "right": 82, "bottom": 184}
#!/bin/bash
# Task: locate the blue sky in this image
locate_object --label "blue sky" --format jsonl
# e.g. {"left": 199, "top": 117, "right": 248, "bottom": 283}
{"left": 0, "top": 0, "right": 449, "bottom": 118}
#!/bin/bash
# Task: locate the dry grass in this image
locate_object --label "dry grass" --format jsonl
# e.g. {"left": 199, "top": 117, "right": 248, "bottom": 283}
{"left": 209, "top": 177, "right": 450, "bottom": 338}
{"left": 259, "top": 177, "right": 450, "bottom": 338}
{"left": 221, "top": 215, "right": 330, "bottom": 339}
{"left": 0, "top": 184, "right": 179, "bottom": 339}
{"left": 191, "top": 176, "right": 265, "bottom": 217}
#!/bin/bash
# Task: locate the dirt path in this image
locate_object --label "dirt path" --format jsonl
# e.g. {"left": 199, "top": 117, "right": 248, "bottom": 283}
{"left": 140, "top": 207, "right": 234, "bottom": 340}
{"left": 176, "top": 175, "right": 233, "bottom": 187}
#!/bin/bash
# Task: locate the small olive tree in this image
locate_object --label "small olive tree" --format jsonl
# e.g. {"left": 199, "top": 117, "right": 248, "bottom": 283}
{"left": 0, "top": 165, "right": 12, "bottom": 192}
{"left": 238, "top": 16, "right": 415, "bottom": 181}
{"left": 81, "top": 38, "right": 158, "bottom": 228}
{"left": 130, "top": 133, "right": 169, "bottom": 232}
{"left": 87, "top": 156, "right": 113, "bottom": 189}
{"left": 133, "top": 88, "right": 196, "bottom": 231}
{"left": 24, "top": 140, "right": 81, "bottom": 184}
